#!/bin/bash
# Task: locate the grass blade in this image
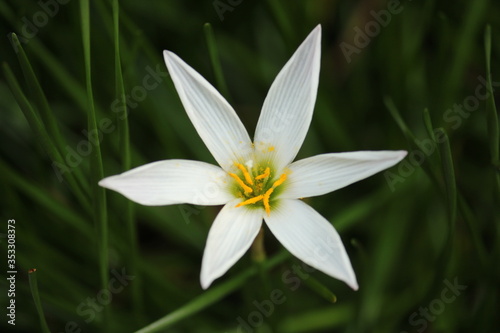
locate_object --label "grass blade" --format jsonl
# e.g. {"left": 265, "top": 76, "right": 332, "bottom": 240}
{"left": 435, "top": 128, "right": 457, "bottom": 226}
{"left": 134, "top": 251, "right": 288, "bottom": 333}
{"left": 266, "top": 0, "right": 294, "bottom": 45}
{"left": 384, "top": 96, "right": 418, "bottom": 144}
{"left": 278, "top": 303, "right": 353, "bottom": 332}
{"left": 484, "top": 24, "right": 500, "bottom": 269}
{"left": 80, "top": 0, "right": 109, "bottom": 321}
{"left": 3, "top": 62, "right": 91, "bottom": 211}
{"left": 388, "top": 100, "right": 487, "bottom": 268}
{"left": 484, "top": 25, "right": 500, "bottom": 193}
{"left": 302, "top": 275, "right": 337, "bottom": 303}
{"left": 203, "top": 23, "right": 231, "bottom": 100}
{"left": 10, "top": 34, "right": 64, "bottom": 150}
{"left": 422, "top": 108, "right": 436, "bottom": 142}
{"left": 0, "top": 160, "right": 92, "bottom": 238}
{"left": 9, "top": 33, "right": 89, "bottom": 195}
{"left": 112, "top": 0, "right": 142, "bottom": 318}
{"left": 29, "top": 269, "right": 52, "bottom": 333}
{"left": 441, "top": 0, "right": 487, "bottom": 110}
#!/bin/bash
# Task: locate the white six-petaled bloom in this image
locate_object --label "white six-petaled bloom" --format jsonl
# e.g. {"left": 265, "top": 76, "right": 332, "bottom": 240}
{"left": 99, "top": 25, "right": 407, "bottom": 290}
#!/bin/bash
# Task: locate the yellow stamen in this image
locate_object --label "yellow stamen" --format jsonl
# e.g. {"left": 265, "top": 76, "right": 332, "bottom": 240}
{"left": 272, "top": 173, "right": 287, "bottom": 188}
{"left": 263, "top": 188, "right": 274, "bottom": 216}
{"left": 231, "top": 164, "right": 287, "bottom": 215}
{"left": 255, "top": 167, "right": 270, "bottom": 180}
{"left": 229, "top": 173, "right": 253, "bottom": 193}
{"left": 236, "top": 195, "right": 264, "bottom": 207}
{"left": 235, "top": 163, "right": 253, "bottom": 185}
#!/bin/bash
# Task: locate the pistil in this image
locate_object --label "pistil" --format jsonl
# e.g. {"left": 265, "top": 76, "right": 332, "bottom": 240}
{"left": 255, "top": 167, "right": 270, "bottom": 180}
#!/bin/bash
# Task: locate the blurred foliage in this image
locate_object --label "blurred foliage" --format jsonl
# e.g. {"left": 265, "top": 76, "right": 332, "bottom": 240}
{"left": 0, "top": 0, "right": 499, "bottom": 332}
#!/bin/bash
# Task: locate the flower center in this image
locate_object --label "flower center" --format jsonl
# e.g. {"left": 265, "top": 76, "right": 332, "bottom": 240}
{"left": 229, "top": 162, "right": 287, "bottom": 216}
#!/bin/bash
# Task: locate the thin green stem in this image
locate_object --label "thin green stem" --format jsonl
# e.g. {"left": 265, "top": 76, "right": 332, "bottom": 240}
{"left": 251, "top": 227, "right": 267, "bottom": 263}
{"left": 251, "top": 227, "right": 271, "bottom": 297}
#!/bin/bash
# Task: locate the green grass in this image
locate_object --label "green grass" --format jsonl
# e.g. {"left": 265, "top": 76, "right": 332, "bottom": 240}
{"left": 0, "top": 0, "right": 498, "bottom": 332}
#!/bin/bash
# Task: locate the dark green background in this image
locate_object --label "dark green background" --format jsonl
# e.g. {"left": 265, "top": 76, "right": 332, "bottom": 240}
{"left": 0, "top": 0, "right": 498, "bottom": 332}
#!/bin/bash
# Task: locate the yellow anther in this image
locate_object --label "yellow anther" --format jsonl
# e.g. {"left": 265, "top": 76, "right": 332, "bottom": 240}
{"left": 236, "top": 195, "right": 264, "bottom": 207}
{"left": 255, "top": 167, "right": 270, "bottom": 180}
{"left": 235, "top": 163, "right": 253, "bottom": 185}
{"left": 272, "top": 173, "right": 287, "bottom": 188}
{"left": 229, "top": 173, "right": 253, "bottom": 193}
{"left": 263, "top": 188, "right": 274, "bottom": 216}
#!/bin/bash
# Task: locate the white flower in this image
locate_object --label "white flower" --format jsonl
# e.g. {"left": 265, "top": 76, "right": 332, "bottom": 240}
{"left": 99, "top": 25, "right": 407, "bottom": 290}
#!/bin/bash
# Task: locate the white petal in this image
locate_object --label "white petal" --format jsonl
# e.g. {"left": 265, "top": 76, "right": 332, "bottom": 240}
{"left": 265, "top": 199, "right": 358, "bottom": 290}
{"left": 254, "top": 25, "right": 321, "bottom": 171}
{"left": 282, "top": 150, "right": 407, "bottom": 199}
{"left": 200, "top": 200, "right": 263, "bottom": 289}
{"left": 99, "top": 160, "right": 232, "bottom": 206}
{"left": 163, "top": 51, "right": 253, "bottom": 171}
